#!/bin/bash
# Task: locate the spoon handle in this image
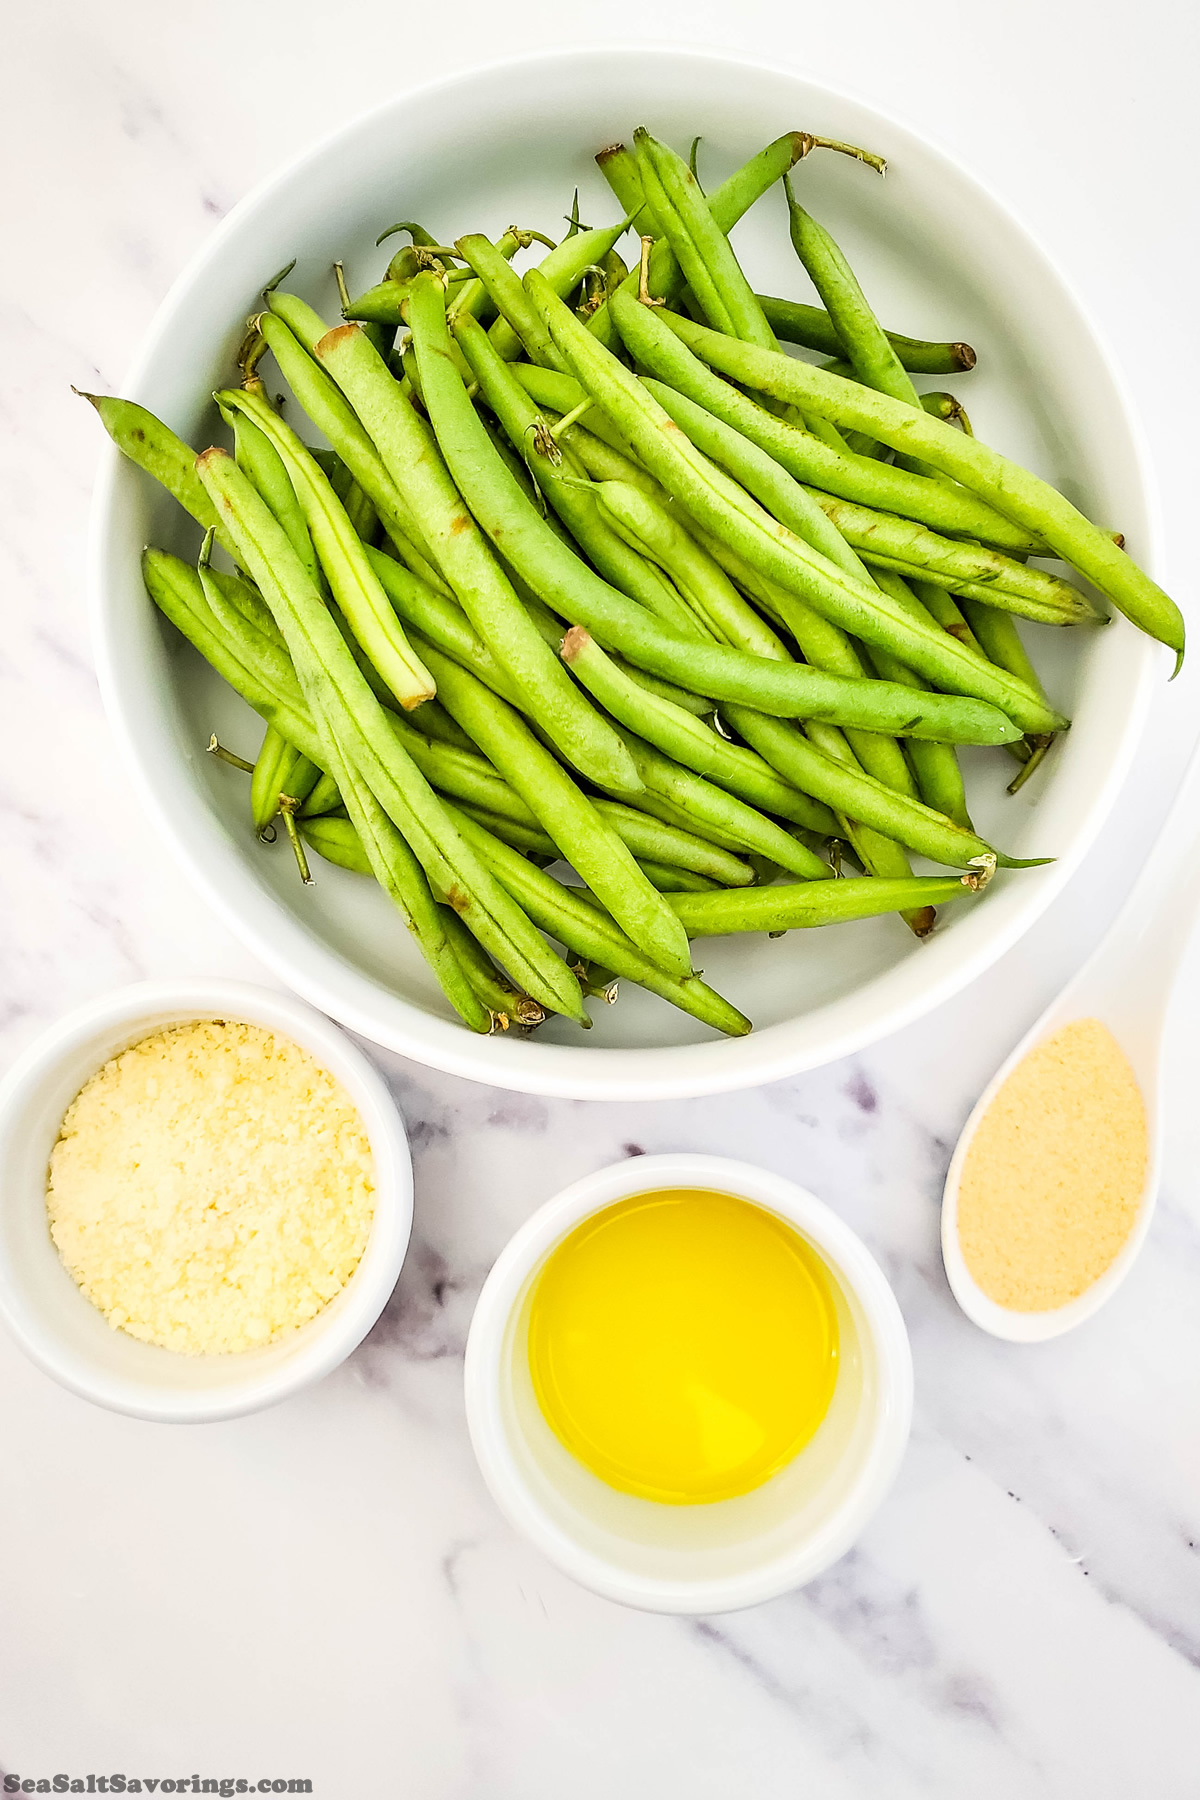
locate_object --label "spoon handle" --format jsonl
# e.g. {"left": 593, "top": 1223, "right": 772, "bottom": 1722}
{"left": 1088, "top": 733, "right": 1200, "bottom": 1004}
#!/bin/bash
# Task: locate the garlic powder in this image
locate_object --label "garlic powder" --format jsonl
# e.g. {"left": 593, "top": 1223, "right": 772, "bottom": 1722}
{"left": 46, "top": 1020, "right": 375, "bottom": 1355}
{"left": 956, "top": 1016, "right": 1146, "bottom": 1311}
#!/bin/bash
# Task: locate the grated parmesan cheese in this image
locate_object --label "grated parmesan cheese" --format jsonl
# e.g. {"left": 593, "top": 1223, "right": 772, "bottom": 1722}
{"left": 46, "top": 1019, "right": 375, "bottom": 1355}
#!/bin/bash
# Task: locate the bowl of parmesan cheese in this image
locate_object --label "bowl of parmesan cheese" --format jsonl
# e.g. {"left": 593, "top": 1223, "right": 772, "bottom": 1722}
{"left": 0, "top": 980, "right": 412, "bottom": 1421}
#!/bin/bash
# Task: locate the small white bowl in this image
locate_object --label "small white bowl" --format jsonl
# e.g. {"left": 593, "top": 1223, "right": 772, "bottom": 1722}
{"left": 0, "top": 980, "right": 412, "bottom": 1422}
{"left": 464, "top": 1153, "right": 912, "bottom": 1613}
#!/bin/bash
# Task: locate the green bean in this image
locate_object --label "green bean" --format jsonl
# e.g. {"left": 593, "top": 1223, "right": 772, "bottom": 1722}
{"left": 509, "top": 363, "right": 644, "bottom": 461}
{"left": 300, "top": 813, "right": 372, "bottom": 873}
{"left": 724, "top": 704, "right": 1039, "bottom": 869}
{"left": 174, "top": 552, "right": 483, "bottom": 842}
{"left": 594, "top": 479, "right": 784, "bottom": 655}
{"left": 903, "top": 577, "right": 980, "bottom": 648}
{"left": 669, "top": 872, "right": 974, "bottom": 936}
{"left": 218, "top": 386, "right": 436, "bottom": 710}
{"left": 440, "top": 679, "right": 760, "bottom": 878}
{"left": 826, "top": 358, "right": 975, "bottom": 447}
{"left": 546, "top": 411, "right": 657, "bottom": 491}
{"left": 401, "top": 695, "right": 477, "bottom": 752}
{"left": 480, "top": 373, "right": 703, "bottom": 637}
{"left": 516, "top": 592, "right": 865, "bottom": 858}
{"left": 784, "top": 178, "right": 919, "bottom": 410}
{"left": 344, "top": 282, "right": 416, "bottom": 326}
{"left": 267, "top": 290, "right": 337, "bottom": 349}
{"left": 582, "top": 290, "right": 1031, "bottom": 545}
{"left": 142, "top": 551, "right": 325, "bottom": 762}
{"left": 856, "top": 574, "right": 1026, "bottom": 788}
{"left": 555, "top": 280, "right": 1064, "bottom": 733}
{"left": 616, "top": 729, "right": 835, "bottom": 871}
{"left": 609, "top": 479, "right": 933, "bottom": 841}
{"left": 865, "top": 571, "right": 971, "bottom": 830}
{"left": 342, "top": 477, "right": 380, "bottom": 547}
{"left": 958, "top": 598, "right": 1058, "bottom": 786}
{"left": 486, "top": 218, "right": 632, "bottom": 361}
{"left": 448, "top": 804, "right": 750, "bottom": 1036}
{"left": 326, "top": 765, "right": 495, "bottom": 1034}
{"left": 658, "top": 309, "right": 1184, "bottom": 665}
{"left": 636, "top": 374, "right": 1083, "bottom": 624}
{"left": 195, "top": 447, "right": 587, "bottom": 1023}
{"left": 81, "top": 392, "right": 233, "bottom": 554}
{"left": 559, "top": 626, "right": 829, "bottom": 878}
{"left": 411, "top": 636, "right": 694, "bottom": 979}
{"left": 515, "top": 430, "right": 700, "bottom": 632}
{"left": 365, "top": 545, "right": 522, "bottom": 703}
{"left": 435, "top": 905, "right": 551, "bottom": 1027}
{"left": 574, "top": 960, "right": 621, "bottom": 1003}
{"left": 455, "top": 235, "right": 563, "bottom": 366}
{"left": 920, "top": 392, "right": 972, "bottom": 430}
{"left": 258, "top": 308, "right": 448, "bottom": 592}
{"left": 646, "top": 502, "right": 927, "bottom": 924}
{"left": 638, "top": 862, "right": 720, "bottom": 893}
{"left": 508, "top": 357, "right": 990, "bottom": 864}
{"left": 251, "top": 726, "right": 320, "bottom": 832}
{"left": 316, "top": 307, "right": 643, "bottom": 794}
{"left": 611, "top": 657, "right": 713, "bottom": 716}
{"left": 638, "top": 378, "right": 862, "bottom": 568}
{"left": 453, "top": 308, "right": 1026, "bottom": 746}
{"left": 634, "top": 128, "right": 777, "bottom": 350}
{"left": 757, "top": 296, "right": 975, "bottom": 373}
{"left": 453, "top": 804, "right": 557, "bottom": 858}
{"left": 688, "top": 524, "right": 924, "bottom": 809}
{"left": 637, "top": 373, "right": 1040, "bottom": 555}
{"left": 449, "top": 228, "right": 525, "bottom": 327}
{"left": 805, "top": 493, "right": 1099, "bottom": 623}
{"left": 386, "top": 712, "right": 539, "bottom": 824}
{"left": 458, "top": 320, "right": 704, "bottom": 638}
{"left": 596, "top": 141, "right": 664, "bottom": 234}
{"left": 216, "top": 620, "right": 492, "bottom": 1032}
{"left": 590, "top": 800, "right": 754, "bottom": 885}
{"left": 601, "top": 247, "right": 629, "bottom": 300}
{"left": 300, "top": 769, "right": 342, "bottom": 818}
{"left": 795, "top": 719, "right": 933, "bottom": 935}
{"left": 783, "top": 182, "right": 943, "bottom": 480}
{"left": 345, "top": 227, "right": 516, "bottom": 326}
{"left": 222, "top": 394, "right": 321, "bottom": 587}
{"left": 393, "top": 629, "right": 740, "bottom": 876}
{"left": 958, "top": 601, "right": 1045, "bottom": 700}
{"left": 587, "top": 130, "right": 821, "bottom": 345}
{"left": 628, "top": 789, "right": 751, "bottom": 852}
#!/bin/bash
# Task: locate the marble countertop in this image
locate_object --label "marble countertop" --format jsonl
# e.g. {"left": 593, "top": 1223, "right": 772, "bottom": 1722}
{"left": 3, "top": 3, "right": 1199, "bottom": 1792}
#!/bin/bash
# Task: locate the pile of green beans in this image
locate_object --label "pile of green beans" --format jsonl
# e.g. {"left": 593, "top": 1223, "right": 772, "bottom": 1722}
{"left": 85, "top": 120, "right": 1181, "bottom": 1040}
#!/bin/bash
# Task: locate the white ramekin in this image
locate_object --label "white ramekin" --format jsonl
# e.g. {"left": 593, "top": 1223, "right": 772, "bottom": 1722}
{"left": 464, "top": 1153, "right": 913, "bottom": 1613}
{"left": 0, "top": 980, "right": 412, "bottom": 1422}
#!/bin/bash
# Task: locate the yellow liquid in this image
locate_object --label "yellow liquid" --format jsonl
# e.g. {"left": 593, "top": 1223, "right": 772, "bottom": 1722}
{"left": 527, "top": 1188, "right": 840, "bottom": 1505}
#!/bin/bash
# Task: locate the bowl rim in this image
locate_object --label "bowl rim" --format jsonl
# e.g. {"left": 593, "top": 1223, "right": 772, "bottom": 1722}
{"left": 463, "top": 1152, "right": 913, "bottom": 1612}
{"left": 0, "top": 978, "right": 413, "bottom": 1422}
{"left": 89, "top": 44, "right": 1161, "bottom": 1101}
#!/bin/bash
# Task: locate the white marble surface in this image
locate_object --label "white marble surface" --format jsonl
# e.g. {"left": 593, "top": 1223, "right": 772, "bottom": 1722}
{"left": 3, "top": 2, "right": 1200, "bottom": 1792}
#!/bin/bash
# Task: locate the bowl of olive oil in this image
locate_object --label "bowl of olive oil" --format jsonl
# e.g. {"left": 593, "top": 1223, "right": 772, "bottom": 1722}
{"left": 464, "top": 1152, "right": 912, "bottom": 1613}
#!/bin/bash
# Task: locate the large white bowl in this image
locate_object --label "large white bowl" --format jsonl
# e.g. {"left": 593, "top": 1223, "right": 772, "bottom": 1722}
{"left": 90, "top": 47, "right": 1162, "bottom": 1100}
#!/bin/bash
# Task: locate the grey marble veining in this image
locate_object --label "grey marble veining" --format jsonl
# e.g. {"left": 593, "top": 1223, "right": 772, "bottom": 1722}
{"left": 3, "top": 3, "right": 1200, "bottom": 1794}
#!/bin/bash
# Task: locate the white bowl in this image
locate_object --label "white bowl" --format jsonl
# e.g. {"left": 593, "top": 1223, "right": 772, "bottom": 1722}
{"left": 463, "top": 1153, "right": 912, "bottom": 1613}
{"left": 90, "top": 47, "right": 1162, "bottom": 1099}
{"left": 0, "top": 981, "right": 412, "bottom": 1421}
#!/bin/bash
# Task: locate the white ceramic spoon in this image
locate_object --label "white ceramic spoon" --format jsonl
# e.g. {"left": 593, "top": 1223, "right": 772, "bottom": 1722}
{"left": 941, "top": 738, "right": 1200, "bottom": 1340}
